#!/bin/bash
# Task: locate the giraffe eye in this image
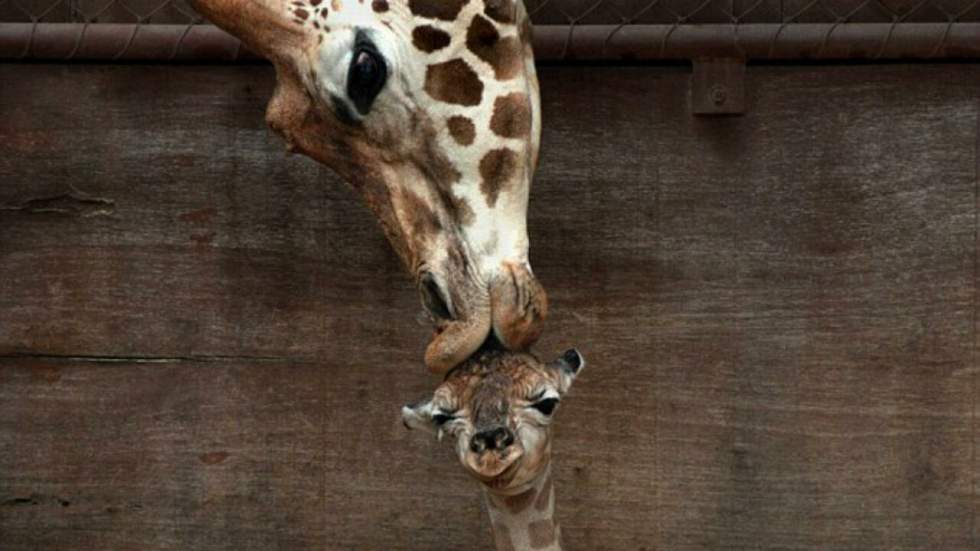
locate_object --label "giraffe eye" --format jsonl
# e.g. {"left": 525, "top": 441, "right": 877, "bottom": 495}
{"left": 532, "top": 398, "right": 559, "bottom": 416}
{"left": 347, "top": 47, "right": 387, "bottom": 115}
{"left": 432, "top": 413, "right": 455, "bottom": 426}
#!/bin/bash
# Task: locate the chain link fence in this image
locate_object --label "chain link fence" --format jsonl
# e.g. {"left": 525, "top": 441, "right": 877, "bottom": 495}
{"left": 1, "top": 0, "right": 978, "bottom": 60}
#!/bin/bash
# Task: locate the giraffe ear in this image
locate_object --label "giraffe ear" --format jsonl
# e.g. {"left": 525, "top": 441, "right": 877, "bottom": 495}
{"left": 189, "top": 0, "right": 309, "bottom": 64}
{"left": 549, "top": 349, "right": 585, "bottom": 394}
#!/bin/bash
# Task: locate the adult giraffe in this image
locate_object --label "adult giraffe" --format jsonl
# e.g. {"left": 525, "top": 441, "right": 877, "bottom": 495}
{"left": 190, "top": 0, "right": 547, "bottom": 374}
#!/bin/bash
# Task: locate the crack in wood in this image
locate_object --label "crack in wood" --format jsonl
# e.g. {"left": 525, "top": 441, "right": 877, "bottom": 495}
{"left": 0, "top": 353, "right": 309, "bottom": 364}
{"left": 0, "top": 187, "right": 115, "bottom": 217}
{"left": 1, "top": 494, "right": 70, "bottom": 508}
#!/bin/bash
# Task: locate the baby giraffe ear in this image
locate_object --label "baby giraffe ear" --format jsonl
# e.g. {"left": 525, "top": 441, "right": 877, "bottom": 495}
{"left": 401, "top": 400, "right": 437, "bottom": 435}
{"left": 550, "top": 348, "right": 585, "bottom": 394}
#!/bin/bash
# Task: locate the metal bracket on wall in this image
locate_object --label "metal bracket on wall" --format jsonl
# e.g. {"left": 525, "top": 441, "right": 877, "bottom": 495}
{"left": 691, "top": 58, "right": 746, "bottom": 116}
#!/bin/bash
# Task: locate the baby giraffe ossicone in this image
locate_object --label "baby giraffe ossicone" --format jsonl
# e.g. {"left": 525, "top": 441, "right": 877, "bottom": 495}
{"left": 403, "top": 347, "right": 585, "bottom": 551}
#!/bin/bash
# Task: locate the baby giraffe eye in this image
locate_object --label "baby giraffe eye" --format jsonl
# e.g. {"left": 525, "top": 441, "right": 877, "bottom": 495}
{"left": 532, "top": 398, "right": 559, "bottom": 416}
{"left": 432, "top": 412, "right": 455, "bottom": 426}
{"left": 347, "top": 46, "right": 387, "bottom": 115}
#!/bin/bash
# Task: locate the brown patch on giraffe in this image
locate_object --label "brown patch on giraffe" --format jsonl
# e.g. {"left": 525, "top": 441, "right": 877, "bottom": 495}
{"left": 502, "top": 485, "right": 537, "bottom": 514}
{"left": 409, "top": 0, "right": 468, "bottom": 21}
{"left": 493, "top": 522, "right": 516, "bottom": 551}
{"left": 489, "top": 93, "right": 531, "bottom": 139}
{"left": 447, "top": 116, "right": 476, "bottom": 146}
{"left": 371, "top": 0, "right": 389, "bottom": 12}
{"left": 479, "top": 148, "right": 518, "bottom": 207}
{"left": 424, "top": 59, "right": 483, "bottom": 107}
{"left": 294, "top": 7, "right": 309, "bottom": 19}
{"left": 466, "top": 14, "right": 523, "bottom": 80}
{"left": 412, "top": 25, "right": 451, "bottom": 53}
{"left": 310, "top": 0, "right": 321, "bottom": 5}
{"left": 395, "top": 187, "right": 443, "bottom": 245}
{"left": 535, "top": 474, "right": 552, "bottom": 511}
{"left": 528, "top": 520, "right": 557, "bottom": 548}
{"left": 484, "top": 0, "right": 515, "bottom": 23}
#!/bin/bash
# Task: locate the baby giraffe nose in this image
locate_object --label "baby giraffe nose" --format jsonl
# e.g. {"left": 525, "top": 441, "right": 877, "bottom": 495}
{"left": 470, "top": 427, "right": 515, "bottom": 454}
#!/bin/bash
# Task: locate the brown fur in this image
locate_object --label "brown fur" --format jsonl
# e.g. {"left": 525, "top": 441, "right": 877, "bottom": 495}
{"left": 424, "top": 59, "right": 484, "bottom": 106}
{"left": 371, "top": 0, "right": 388, "bottom": 12}
{"left": 490, "top": 93, "right": 531, "bottom": 139}
{"left": 408, "top": 0, "right": 469, "bottom": 21}
{"left": 447, "top": 116, "right": 476, "bottom": 146}
{"left": 479, "top": 148, "right": 518, "bottom": 207}
{"left": 466, "top": 14, "right": 523, "bottom": 81}
{"left": 395, "top": 187, "right": 442, "bottom": 245}
{"left": 412, "top": 25, "right": 452, "bottom": 52}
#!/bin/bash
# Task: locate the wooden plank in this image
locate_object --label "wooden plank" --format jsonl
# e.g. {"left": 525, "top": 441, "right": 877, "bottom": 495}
{"left": 1, "top": 63, "right": 979, "bottom": 550}
{"left": 0, "top": 64, "right": 423, "bottom": 360}
{"left": 648, "top": 65, "right": 979, "bottom": 550}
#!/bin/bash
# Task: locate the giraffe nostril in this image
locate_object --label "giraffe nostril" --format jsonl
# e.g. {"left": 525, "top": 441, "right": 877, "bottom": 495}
{"left": 471, "top": 427, "right": 514, "bottom": 453}
{"left": 496, "top": 428, "right": 514, "bottom": 449}
{"left": 420, "top": 272, "right": 453, "bottom": 321}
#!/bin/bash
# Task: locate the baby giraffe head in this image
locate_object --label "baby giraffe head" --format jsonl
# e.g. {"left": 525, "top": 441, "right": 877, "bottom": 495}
{"left": 190, "top": 0, "right": 547, "bottom": 373}
{"left": 402, "top": 347, "right": 584, "bottom": 495}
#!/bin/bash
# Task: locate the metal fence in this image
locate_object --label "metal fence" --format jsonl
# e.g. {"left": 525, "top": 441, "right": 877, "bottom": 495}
{"left": 1, "top": 0, "right": 978, "bottom": 60}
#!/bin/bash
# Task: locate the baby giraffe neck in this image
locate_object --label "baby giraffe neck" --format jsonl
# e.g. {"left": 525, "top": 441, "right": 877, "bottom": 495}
{"left": 483, "top": 466, "right": 561, "bottom": 551}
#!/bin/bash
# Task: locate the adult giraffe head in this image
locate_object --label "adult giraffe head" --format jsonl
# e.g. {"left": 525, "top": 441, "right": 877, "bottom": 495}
{"left": 190, "top": 0, "right": 547, "bottom": 373}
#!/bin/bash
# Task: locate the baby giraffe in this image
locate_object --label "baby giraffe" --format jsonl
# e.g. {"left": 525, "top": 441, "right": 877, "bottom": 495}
{"left": 403, "top": 346, "right": 585, "bottom": 551}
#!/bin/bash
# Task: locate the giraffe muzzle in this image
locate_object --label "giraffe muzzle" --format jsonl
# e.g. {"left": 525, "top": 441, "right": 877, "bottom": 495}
{"left": 470, "top": 426, "right": 515, "bottom": 454}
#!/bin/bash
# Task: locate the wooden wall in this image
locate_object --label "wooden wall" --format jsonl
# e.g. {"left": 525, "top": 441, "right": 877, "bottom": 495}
{"left": 1, "top": 63, "right": 979, "bottom": 550}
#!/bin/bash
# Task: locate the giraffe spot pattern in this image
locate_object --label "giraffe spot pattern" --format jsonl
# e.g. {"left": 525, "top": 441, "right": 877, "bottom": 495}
{"left": 289, "top": 1, "right": 330, "bottom": 27}
{"left": 484, "top": 0, "right": 516, "bottom": 23}
{"left": 372, "top": 0, "right": 389, "bottom": 12}
{"left": 447, "top": 116, "right": 476, "bottom": 146}
{"left": 413, "top": 25, "right": 452, "bottom": 53}
{"left": 528, "top": 520, "right": 557, "bottom": 548}
{"left": 466, "top": 14, "right": 523, "bottom": 81}
{"left": 489, "top": 93, "right": 531, "bottom": 138}
{"left": 409, "top": 0, "right": 469, "bottom": 21}
{"left": 424, "top": 59, "right": 484, "bottom": 107}
{"left": 480, "top": 148, "right": 519, "bottom": 208}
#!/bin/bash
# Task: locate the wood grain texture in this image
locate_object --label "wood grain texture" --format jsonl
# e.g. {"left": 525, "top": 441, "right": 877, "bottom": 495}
{"left": 2, "top": 63, "right": 980, "bottom": 550}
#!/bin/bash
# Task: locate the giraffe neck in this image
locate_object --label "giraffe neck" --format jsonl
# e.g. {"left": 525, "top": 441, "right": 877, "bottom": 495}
{"left": 483, "top": 465, "right": 561, "bottom": 551}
